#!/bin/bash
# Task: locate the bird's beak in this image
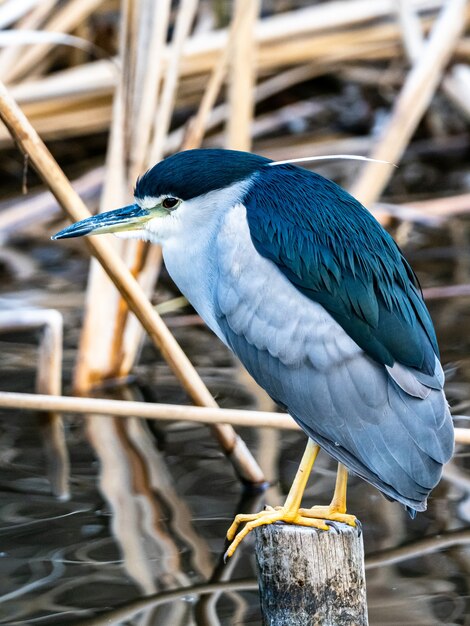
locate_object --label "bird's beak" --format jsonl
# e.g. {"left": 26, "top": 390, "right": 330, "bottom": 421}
{"left": 51, "top": 204, "right": 156, "bottom": 240}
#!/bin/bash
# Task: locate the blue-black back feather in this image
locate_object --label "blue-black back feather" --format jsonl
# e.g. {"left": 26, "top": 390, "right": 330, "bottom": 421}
{"left": 244, "top": 164, "right": 439, "bottom": 375}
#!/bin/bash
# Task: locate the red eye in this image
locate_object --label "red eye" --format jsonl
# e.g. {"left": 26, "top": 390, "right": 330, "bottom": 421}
{"left": 162, "top": 197, "right": 179, "bottom": 209}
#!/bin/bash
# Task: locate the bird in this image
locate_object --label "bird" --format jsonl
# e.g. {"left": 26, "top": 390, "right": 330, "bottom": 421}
{"left": 52, "top": 148, "right": 454, "bottom": 559}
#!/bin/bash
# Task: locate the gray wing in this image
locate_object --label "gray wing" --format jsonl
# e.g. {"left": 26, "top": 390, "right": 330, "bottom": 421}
{"left": 214, "top": 204, "right": 454, "bottom": 511}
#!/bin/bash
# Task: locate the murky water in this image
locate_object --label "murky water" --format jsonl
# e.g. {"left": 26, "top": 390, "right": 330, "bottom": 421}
{"left": 1, "top": 215, "right": 470, "bottom": 626}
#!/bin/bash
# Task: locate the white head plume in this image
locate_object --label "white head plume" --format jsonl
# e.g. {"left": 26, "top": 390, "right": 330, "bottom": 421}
{"left": 268, "top": 154, "right": 397, "bottom": 167}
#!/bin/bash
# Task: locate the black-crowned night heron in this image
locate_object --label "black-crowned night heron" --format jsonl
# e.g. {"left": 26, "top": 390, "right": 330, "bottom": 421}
{"left": 53, "top": 149, "right": 454, "bottom": 559}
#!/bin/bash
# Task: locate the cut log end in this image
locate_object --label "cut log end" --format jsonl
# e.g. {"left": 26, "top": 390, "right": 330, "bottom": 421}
{"left": 255, "top": 521, "right": 368, "bottom": 626}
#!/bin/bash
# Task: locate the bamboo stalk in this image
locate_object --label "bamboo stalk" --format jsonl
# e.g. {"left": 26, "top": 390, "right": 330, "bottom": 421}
{"left": 350, "top": 0, "right": 468, "bottom": 209}
{"left": 0, "top": 391, "right": 468, "bottom": 445}
{"left": 0, "top": 78, "right": 265, "bottom": 485}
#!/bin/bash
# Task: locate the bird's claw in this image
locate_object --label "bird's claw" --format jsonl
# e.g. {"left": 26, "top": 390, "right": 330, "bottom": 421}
{"left": 299, "top": 505, "right": 357, "bottom": 527}
{"left": 224, "top": 507, "right": 329, "bottom": 560}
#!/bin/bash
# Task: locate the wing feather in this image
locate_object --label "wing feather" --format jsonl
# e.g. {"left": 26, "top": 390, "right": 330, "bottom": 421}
{"left": 244, "top": 164, "right": 440, "bottom": 378}
{"left": 214, "top": 203, "right": 454, "bottom": 511}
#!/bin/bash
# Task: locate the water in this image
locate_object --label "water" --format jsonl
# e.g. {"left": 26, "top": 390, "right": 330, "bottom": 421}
{"left": 0, "top": 217, "right": 470, "bottom": 625}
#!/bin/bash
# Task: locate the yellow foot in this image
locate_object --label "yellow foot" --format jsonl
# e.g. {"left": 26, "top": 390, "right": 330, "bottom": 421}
{"left": 299, "top": 505, "right": 357, "bottom": 527}
{"left": 224, "top": 506, "right": 329, "bottom": 560}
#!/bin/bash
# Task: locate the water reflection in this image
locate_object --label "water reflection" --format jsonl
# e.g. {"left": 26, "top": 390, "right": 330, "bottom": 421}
{"left": 1, "top": 219, "right": 470, "bottom": 625}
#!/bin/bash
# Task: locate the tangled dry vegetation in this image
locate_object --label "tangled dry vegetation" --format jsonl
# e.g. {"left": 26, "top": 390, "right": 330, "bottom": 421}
{"left": 1, "top": 2, "right": 470, "bottom": 624}
{"left": 0, "top": 0, "right": 470, "bottom": 495}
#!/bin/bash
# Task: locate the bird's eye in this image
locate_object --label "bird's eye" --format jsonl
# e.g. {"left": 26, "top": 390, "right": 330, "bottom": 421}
{"left": 162, "top": 197, "right": 179, "bottom": 210}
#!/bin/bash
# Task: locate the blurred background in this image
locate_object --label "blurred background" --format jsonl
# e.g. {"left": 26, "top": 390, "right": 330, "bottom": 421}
{"left": 1, "top": 0, "right": 470, "bottom": 624}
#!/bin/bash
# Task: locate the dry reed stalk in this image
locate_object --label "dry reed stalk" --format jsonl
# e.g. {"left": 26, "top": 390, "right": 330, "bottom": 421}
{"left": 422, "top": 284, "right": 470, "bottom": 300}
{"left": 181, "top": 63, "right": 321, "bottom": 151}
{"left": 1, "top": 0, "right": 105, "bottom": 84}
{"left": 74, "top": 0, "right": 136, "bottom": 394}
{"left": 397, "top": 3, "right": 470, "bottom": 124}
{"left": 395, "top": 0, "right": 425, "bottom": 61}
{"left": 122, "top": 0, "right": 262, "bottom": 374}
{"left": 149, "top": 0, "right": 198, "bottom": 164}
{"left": 109, "top": 0, "right": 255, "bottom": 381}
{"left": 253, "top": 0, "right": 443, "bottom": 43}
{"left": 226, "top": 0, "right": 260, "bottom": 151}
{"left": 9, "top": 59, "right": 116, "bottom": 104}
{"left": 88, "top": 412, "right": 188, "bottom": 595}
{"left": 407, "top": 193, "right": 470, "bottom": 217}
{"left": 130, "top": 0, "right": 171, "bottom": 178}
{"left": 181, "top": 0, "right": 443, "bottom": 59}
{"left": 0, "top": 391, "right": 297, "bottom": 429}
{"left": 0, "top": 0, "right": 57, "bottom": 79}
{"left": 75, "top": 0, "right": 190, "bottom": 390}
{"left": 0, "top": 78, "right": 265, "bottom": 484}
{"left": 2, "top": 4, "right": 467, "bottom": 149}
{"left": 0, "top": 166, "right": 104, "bottom": 236}
{"left": 0, "top": 311, "right": 69, "bottom": 499}
{"left": 0, "top": 100, "right": 112, "bottom": 146}
{"left": 118, "top": 0, "right": 254, "bottom": 381}
{"left": 118, "top": 0, "right": 197, "bottom": 374}
{"left": 0, "top": 42, "right": 443, "bottom": 149}
{"left": 177, "top": 1, "right": 452, "bottom": 75}
{"left": 119, "top": 0, "right": 252, "bottom": 377}
{"left": 118, "top": 2, "right": 250, "bottom": 375}
{"left": 0, "top": 12, "right": 422, "bottom": 105}
{"left": 181, "top": 1, "right": 246, "bottom": 149}
{"left": 443, "top": 64, "right": 470, "bottom": 121}
{"left": 5, "top": 0, "right": 450, "bottom": 104}
{"left": 350, "top": 0, "right": 468, "bottom": 214}
{"left": 1, "top": 390, "right": 469, "bottom": 445}
{"left": 0, "top": 0, "right": 44, "bottom": 30}
{"left": 373, "top": 193, "right": 470, "bottom": 225}
{"left": 126, "top": 413, "right": 213, "bottom": 578}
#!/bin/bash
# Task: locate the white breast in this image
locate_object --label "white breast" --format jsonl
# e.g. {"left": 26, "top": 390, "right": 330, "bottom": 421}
{"left": 161, "top": 180, "right": 251, "bottom": 343}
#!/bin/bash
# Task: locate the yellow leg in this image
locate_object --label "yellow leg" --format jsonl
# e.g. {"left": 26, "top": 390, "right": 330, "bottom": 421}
{"left": 225, "top": 439, "right": 327, "bottom": 560}
{"left": 299, "top": 463, "right": 356, "bottom": 526}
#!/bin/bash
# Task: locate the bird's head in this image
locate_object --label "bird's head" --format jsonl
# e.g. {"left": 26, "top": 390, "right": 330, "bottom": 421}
{"left": 52, "top": 149, "right": 270, "bottom": 244}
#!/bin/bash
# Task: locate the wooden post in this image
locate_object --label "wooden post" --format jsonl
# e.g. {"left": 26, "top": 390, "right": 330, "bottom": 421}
{"left": 255, "top": 522, "right": 368, "bottom": 626}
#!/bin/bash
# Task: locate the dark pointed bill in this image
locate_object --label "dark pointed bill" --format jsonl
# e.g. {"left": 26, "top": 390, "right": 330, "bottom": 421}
{"left": 51, "top": 204, "right": 151, "bottom": 240}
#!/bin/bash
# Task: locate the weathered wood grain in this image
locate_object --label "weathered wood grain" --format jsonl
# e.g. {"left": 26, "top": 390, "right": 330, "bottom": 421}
{"left": 255, "top": 522, "right": 368, "bottom": 626}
